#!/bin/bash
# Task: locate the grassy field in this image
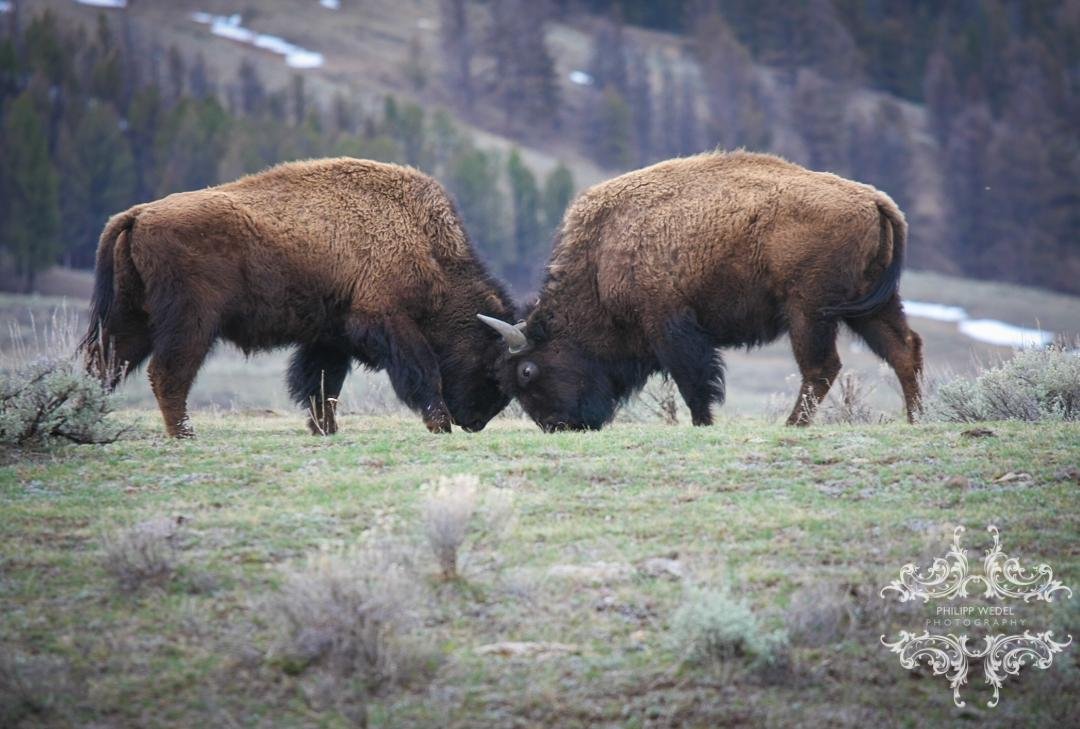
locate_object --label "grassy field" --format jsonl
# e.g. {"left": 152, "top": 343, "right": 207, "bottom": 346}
{"left": 2, "top": 413, "right": 1078, "bottom": 727}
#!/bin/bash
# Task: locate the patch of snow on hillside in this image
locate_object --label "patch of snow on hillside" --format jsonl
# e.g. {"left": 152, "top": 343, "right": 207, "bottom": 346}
{"left": 74, "top": 0, "right": 127, "bottom": 7}
{"left": 0, "top": 2, "right": 12, "bottom": 13}
{"left": 902, "top": 300, "right": 1056, "bottom": 348}
{"left": 903, "top": 301, "right": 967, "bottom": 322}
{"left": 958, "top": 320, "right": 1054, "bottom": 348}
{"left": 319, "top": 0, "right": 340, "bottom": 8}
{"left": 569, "top": 70, "right": 594, "bottom": 86}
{"left": 191, "top": 12, "right": 324, "bottom": 69}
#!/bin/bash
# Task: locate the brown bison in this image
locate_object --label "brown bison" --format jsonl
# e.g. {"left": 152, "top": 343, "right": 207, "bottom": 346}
{"left": 82, "top": 158, "right": 515, "bottom": 437}
{"left": 479, "top": 151, "right": 923, "bottom": 431}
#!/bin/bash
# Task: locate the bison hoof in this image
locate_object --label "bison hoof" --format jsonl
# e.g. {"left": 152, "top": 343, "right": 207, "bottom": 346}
{"left": 307, "top": 417, "right": 339, "bottom": 436}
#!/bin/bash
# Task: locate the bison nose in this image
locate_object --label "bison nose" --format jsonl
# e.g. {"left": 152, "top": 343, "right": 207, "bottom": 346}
{"left": 461, "top": 420, "right": 486, "bottom": 433}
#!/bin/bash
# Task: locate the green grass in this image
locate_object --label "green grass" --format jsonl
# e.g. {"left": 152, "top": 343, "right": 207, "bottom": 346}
{"left": 2, "top": 413, "right": 1078, "bottom": 727}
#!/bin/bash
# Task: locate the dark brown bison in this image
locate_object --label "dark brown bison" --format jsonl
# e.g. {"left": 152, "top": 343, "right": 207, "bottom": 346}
{"left": 82, "top": 158, "right": 515, "bottom": 437}
{"left": 479, "top": 151, "right": 923, "bottom": 431}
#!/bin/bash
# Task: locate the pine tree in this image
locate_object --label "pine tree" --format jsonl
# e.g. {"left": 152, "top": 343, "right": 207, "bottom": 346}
{"left": 156, "top": 97, "right": 230, "bottom": 195}
{"left": 403, "top": 32, "right": 427, "bottom": 91}
{"left": 793, "top": 69, "right": 848, "bottom": 173}
{"left": 923, "top": 48, "right": 958, "bottom": 142}
{"left": 445, "top": 146, "right": 506, "bottom": 276}
{"left": 487, "top": 0, "right": 560, "bottom": 133}
{"left": 506, "top": 149, "right": 541, "bottom": 287}
{"left": 165, "top": 45, "right": 186, "bottom": 104}
{"left": 237, "top": 59, "right": 266, "bottom": 117}
{"left": 1, "top": 92, "right": 61, "bottom": 292}
{"left": 439, "top": 0, "right": 474, "bottom": 107}
{"left": 589, "top": 87, "right": 633, "bottom": 168}
{"left": 541, "top": 162, "right": 574, "bottom": 235}
{"left": 693, "top": 9, "right": 764, "bottom": 151}
{"left": 59, "top": 101, "right": 136, "bottom": 267}
{"left": 189, "top": 53, "right": 212, "bottom": 99}
{"left": 127, "top": 86, "right": 162, "bottom": 200}
{"left": 676, "top": 74, "right": 700, "bottom": 155}
{"left": 587, "top": 17, "right": 628, "bottom": 94}
{"left": 627, "top": 52, "right": 653, "bottom": 164}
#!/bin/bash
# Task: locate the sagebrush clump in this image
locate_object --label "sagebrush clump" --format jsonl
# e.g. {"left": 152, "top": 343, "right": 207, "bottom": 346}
{"left": 102, "top": 517, "right": 185, "bottom": 591}
{"left": 670, "top": 585, "right": 789, "bottom": 678}
{"left": 1, "top": 309, "right": 121, "bottom": 446}
{"left": 421, "top": 474, "right": 513, "bottom": 580}
{"left": 927, "top": 344, "right": 1080, "bottom": 422}
{"left": 266, "top": 545, "right": 439, "bottom": 694}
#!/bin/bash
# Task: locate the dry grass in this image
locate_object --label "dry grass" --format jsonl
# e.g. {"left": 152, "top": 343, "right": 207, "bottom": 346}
{"left": 101, "top": 517, "right": 185, "bottom": 592}
{"left": 420, "top": 474, "right": 514, "bottom": 580}
{"left": 784, "top": 582, "right": 858, "bottom": 648}
{"left": 0, "top": 649, "right": 81, "bottom": 726}
{"left": 265, "top": 544, "right": 440, "bottom": 697}
{"left": 818, "top": 373, "right": 883, "bottom": 425}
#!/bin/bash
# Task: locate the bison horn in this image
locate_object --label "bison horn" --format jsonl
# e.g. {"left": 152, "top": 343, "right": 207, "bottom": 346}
{"left": 477, "top": 314, "right": 529, "bottom": 354}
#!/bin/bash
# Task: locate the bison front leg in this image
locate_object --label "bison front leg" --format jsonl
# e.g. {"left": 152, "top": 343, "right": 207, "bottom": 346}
{"left": 351, "top": 314, "right": 452, "bottom": 433}
{"left": 651, "top": 310, "right": 725, "bottom": 426}
{"left": 288, "top": 344, "right": 350, "bottom": 435}
{"left": 786, "top": 311, "right": 841, "bottom": 426}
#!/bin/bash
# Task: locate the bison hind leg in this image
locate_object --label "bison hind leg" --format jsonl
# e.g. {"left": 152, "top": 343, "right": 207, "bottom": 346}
{"left": 287, "top": 344, "right": 351, "bottom": 435}
{"left": 844, "top": 295, "right": 923, "bottom": 423}
{"left": 653, "top": 309, "right": 725, "bottom": 426}
{"left": 786, "top": 311, "right": 842, "bottom": 426}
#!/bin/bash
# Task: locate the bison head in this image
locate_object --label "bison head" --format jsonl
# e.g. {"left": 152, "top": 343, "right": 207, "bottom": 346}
{"left": 424, "top": 309, "right": 512, "bottom": 432}
{"left": 478, "top": 313, "right": 631, "bottom": 432}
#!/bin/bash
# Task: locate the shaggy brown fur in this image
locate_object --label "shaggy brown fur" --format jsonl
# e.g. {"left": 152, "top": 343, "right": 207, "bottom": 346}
{"left": 82, "top": 158, "right": 515, "bottom": 437}
{"left": 486, "top": 151, "right": 923, "bottom": 430}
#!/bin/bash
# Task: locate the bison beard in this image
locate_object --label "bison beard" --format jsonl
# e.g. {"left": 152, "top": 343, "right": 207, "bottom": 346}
{"left": 81, "top": 158, "right": 515, "bottom": 437}
{"left": 482, "top": 151, "right": 924, "bottom": 430}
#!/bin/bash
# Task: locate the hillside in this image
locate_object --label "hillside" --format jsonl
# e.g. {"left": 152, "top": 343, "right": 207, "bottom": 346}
{"left": 9, "top": 1, "right": 1077, "bottom": 296}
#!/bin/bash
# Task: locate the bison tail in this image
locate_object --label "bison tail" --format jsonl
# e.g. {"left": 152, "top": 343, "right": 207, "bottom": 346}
{"left": 821, "top": 198, "right": 907, "bottom": 319}
{"left": 80, "top": 208, "right": 140, "bottom": 376}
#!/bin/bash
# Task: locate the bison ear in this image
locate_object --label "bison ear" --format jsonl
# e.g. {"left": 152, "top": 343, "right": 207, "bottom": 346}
{"left": 477, "top": 314, "right": 530, "bottom": 354}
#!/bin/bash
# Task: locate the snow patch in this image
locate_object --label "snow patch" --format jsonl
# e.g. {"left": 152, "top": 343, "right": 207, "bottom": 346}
{"left": 903, "top": 299, "right": 1056, "bottom": 348}
{"left": 958, "top": 319, "right": 1054, "bottom": 348}
{"left": 0, "top": 1, "right": 11, "bottom": 12}
{"left": 569, "top": 70, "right": 594, "bottom": 86}
{"left": 319, "top": 0, "right": 340, "bottom": 8}
{"left": 74, "top": 0, "right": 127, "bottom": 7}
{"left": 191, "top": 12, "right": 324, "bottom": 69}
{"left": 903, "top": 300, "right": 967, "bottom": 322}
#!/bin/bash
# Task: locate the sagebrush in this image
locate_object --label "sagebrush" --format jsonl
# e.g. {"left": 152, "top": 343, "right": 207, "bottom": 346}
{"left": 102, "top": 517, "right": 185, "bottom": 591}
{"left": 266, "top": 544, "right": 439, "bottom": 695}
{"left": 927, "top": 344, "right": 1080, "bottom": 422}
{"left": 421, "top": 474, "right": 513, "bottom": 580}
{"left": 670, "top": 585, "right": 790, "bottom": 678}
{"left": 1, "top": 309, "right": 120, "bottom": 446}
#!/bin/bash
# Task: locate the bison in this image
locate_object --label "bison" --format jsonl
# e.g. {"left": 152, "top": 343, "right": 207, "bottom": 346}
{"left": 479, "top": 151, "right": 923, "bottom": 431}
{"left": 82, "top": 158, "right": 515, "bottom": 437}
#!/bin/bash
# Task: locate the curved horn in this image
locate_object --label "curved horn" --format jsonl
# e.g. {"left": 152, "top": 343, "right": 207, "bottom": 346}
{"left": 477, "top": 314, "right": 529, "bottom": 354}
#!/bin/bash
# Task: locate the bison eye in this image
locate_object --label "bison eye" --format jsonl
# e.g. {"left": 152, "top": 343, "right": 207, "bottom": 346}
{"left": 517, "top": 360, "right": 539, "bottom": 387}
